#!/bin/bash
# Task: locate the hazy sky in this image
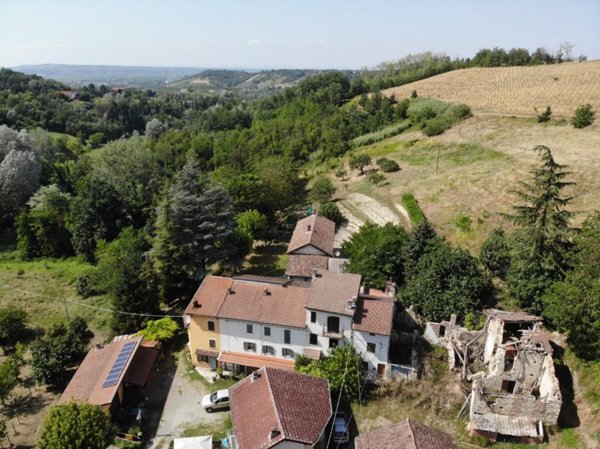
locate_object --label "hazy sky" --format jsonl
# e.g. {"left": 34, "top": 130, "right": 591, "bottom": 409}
{"left": 1, "top": 0, "right": 599, "bottom": 69}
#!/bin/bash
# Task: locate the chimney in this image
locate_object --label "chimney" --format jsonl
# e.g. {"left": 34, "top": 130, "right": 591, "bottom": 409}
{"left": 269, "top": 428, "right": 281, "bottom": 440}
{"left": 263, "top": 288, "right": 270, "bottom": 296}
{"left": 252, "top": 371, "right": 261, "bottom": 382}
{"left": 193, "top": 300, "right": 200, "bottom": 308}
{"left": 95, "top": 343, "right": 103, "bottom": 350}
{"left": 347, "top": 295, "right": 357, "bottom": 310}
{"left": 227, "top": 287, "right": 234, "bottom": 294}
{"left": 384, "top": 281, "right": 397, "bottom": 297}
{"left": 307, "top": 224, "right": 312, "bottom": 232}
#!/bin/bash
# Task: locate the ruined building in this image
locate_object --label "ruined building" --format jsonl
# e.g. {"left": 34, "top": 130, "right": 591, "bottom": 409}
{"left": 425, "top": 309, "right": 562, "bottom": 444}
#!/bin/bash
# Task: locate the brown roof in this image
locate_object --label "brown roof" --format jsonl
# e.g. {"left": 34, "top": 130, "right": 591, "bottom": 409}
{"left": 219, "top": 352, "right": 296, "bottom": 370}
{"left": 287, "top": 214, "right": 335, "bottom": 256}
{"left": 353, "top": 295, "right": 395, "bottom": 336}
{"left": 303, "top": 348, "right": 322, "bottom": 360}
{"left": 520, "top": 331, "right": 553, "bottom": 354}
{"left": 230, "top": 367, "right": 332, "bottom": 449}
{"left": 484, "top": 309, "right": 542, "bottom": 323}
{"left": 123, "top": 346, "right": 158, "bottom": 386}
{"left": 306, "top": 270, "right": 361, "bottom": 316}
{"left": 185, "top": 276, "right": 232, "bottom": 317}
{"left": 217, "top": 279, "right": 309, "bottom": 328}
{"left": 285, "top": 255, "right": 329, "bottom": 278}
{"left": 59, "top": 337, "right": 143, "bottom": 407}
{"left": 355, "top": 419, "right": 457, "bottom": 449}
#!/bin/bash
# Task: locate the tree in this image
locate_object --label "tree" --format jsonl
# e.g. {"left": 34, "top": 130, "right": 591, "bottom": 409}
{"left": 310, "top": 177, "right": 336, "bottom": 204}
{"left": 403, "top": 220, "right": 440, "bottom": 279}
{"left": 479, "top": 227, "right": 511, "bottom": 278}
{"left": 30, "top": 318, "right": 93, "bottom": 387}
{"left": 236, "top": 209, "right": 268, "bottom": 242}
{"left": 349, "top": 153, "right": 372, "bottom": 175}
{"left": 152, "top": 160, "right": 237, "bottom": 303}
{"left": 137, "top": 317, "right": 180, "bottom": 343}
{"left": 401, "top": 241, "right": 490, "bottom": 321}
{"left": 296, "top": 345, "right": 366, "bottom": 399}
{"left": 366, "top": 172, "right": 386, "bottom": 186}
{"left": 0, "top": 306, "right": 28, "bottom": 351}
{"left": 95, "top": 227, "right": 160, "bottom": 333}
{"left": 335, "top": 168, "right": 347, "bottom": 181}
{"left": 542, "top": 212, "right": 600, "bottom": 360}
{"left": 504, "top": 146, "right": 574, "bottom": 312}
{"left": 537, "top": 106, "right": 552, "bottom": 123}
{"left": 318, "top": 202, "right": 343, "bottom": 225}
{"left": 0, "top": 149, "right": 41, "bottom": 222}
{"left": 571, "top": 104, "right": 595, "bottom": 128}
{"left": 15, "top": 184, "right": 73, "bottom": 259}
{"left": 376, "top": 157, "right": 400, "bottom": 173}
{"left": 38, "top": 403, "right": 113, "bottom": 449}
{"left": 145, "top": 118, "right": 168, "bottom": 140}
{"left": 343, "top": 222, "right": 409, "bottom": 288}
{"left": 0, "top": 356, "right": 20, "bottom": 406}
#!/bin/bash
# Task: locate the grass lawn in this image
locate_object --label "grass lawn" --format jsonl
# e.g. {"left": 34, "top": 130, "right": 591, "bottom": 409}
{"left": 240, "top": 241, "right": 288, "bottom": 277}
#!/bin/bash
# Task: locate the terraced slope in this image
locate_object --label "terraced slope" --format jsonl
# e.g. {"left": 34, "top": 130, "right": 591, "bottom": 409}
{"left": 382, "top": 61, "right": 600, "bottom": 117}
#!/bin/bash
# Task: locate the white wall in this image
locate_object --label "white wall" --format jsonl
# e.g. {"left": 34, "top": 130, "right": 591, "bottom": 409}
{"left": 220, "top": 319, "right": 306, "bottom": 360}
{"left": 352, "top": 330, "right": 390, "bottom": 374}
{"left": 293, "top": 245, "right": 326, "bottom": 255}
{"left": 305, "top": 309, "right": 353, "bottom": 356}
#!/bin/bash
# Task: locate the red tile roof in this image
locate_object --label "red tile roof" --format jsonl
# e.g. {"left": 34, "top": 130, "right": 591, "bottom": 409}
{"left": 285, "top": 254, "right": 329, "bottom": 278}
{"left": 218, "top": 352, "right": 296, "bottom": 370}
{"left": 230, "top": 367, "right": 332, "bottom": 449}
{"left": 217, "top": 279, "right": 309, "bottom": 328}
{"left": 355, "top": 419, "right": 457, "bottom": 449}
{"left": 287, "top": 214, "right": 335, "bottom": 256}
{"left": 353, "top": 295, "right": 395, "bottom": 336}
{"left": 59, "top": 336, "right": 144, "bottom": 407}
{"left": 185, "top": 276, "right": 232, "bottom": 317}
{"left": 306, "top": 270, "right": 361, "bottom": 317}
{"left": 123, "top": 346, "right": 158, "bottom": 386}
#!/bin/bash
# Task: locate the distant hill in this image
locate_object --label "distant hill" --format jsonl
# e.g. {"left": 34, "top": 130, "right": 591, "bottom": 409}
{"left": 11, "top": 64, "right": 203, "bottom": 88}
{"left": 382, "top": 61, "right": 600, "bottom": 117}
{"left": 168, "top": 68, "right": 355, "bottom": 98}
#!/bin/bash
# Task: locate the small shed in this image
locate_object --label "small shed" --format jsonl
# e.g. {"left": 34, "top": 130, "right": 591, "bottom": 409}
{"left": 173, "top": 435, "right": 213, "bottom": 449}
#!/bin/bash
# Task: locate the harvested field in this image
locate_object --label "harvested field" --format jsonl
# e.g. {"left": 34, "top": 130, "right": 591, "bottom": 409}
{"left": 382, "top": 61, "right": 600, "bottom": 118}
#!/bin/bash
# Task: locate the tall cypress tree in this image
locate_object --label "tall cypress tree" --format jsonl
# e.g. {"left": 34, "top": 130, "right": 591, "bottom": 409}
{"left": 152, "top": 160, "right": 237, "bottom": 303}
{"left": 504, "top": 145, "right": 574, "bottom": 312}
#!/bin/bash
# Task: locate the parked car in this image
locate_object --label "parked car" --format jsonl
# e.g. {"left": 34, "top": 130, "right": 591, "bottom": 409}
{"left": 202, "top": 389, "right": 230, "bottom": 412}
{"left": 332, "top": 412, "right": 350, "bottom": 445}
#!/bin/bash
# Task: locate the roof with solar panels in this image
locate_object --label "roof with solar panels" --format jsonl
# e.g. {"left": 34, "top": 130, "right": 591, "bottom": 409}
{"left": 58, "top": 335, "right": 158, "bottom": 407}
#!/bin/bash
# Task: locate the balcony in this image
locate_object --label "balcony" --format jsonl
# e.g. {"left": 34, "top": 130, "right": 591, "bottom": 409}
{"left": 322, "top": 326, "right": 344, "bottom": 339}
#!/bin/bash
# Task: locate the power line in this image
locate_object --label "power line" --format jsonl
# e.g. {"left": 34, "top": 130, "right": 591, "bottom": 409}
{"left": 63, "top": 298, "right": 185, "bottom": 319}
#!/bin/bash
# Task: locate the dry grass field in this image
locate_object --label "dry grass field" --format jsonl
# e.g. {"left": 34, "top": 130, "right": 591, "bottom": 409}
{"left": 382, "top": 61, "right": 600, "bottom": 118}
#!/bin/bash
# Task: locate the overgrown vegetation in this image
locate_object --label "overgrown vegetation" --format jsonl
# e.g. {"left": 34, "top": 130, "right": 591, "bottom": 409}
{"left": 401, "top": 193, "right": 425, "bottom": 226}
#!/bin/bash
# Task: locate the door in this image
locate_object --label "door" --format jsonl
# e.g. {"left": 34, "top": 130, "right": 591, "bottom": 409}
{"left": 327, "top": 316, "right": 340, "bottom": 333}
{"left": 377, "top": 363, "right": 386, "bottom": 378}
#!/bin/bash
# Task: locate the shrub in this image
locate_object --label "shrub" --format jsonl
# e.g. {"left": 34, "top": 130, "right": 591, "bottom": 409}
{"left": 423, "top": 116, "right": 451, "bottom": 136}
{"left": 410, "top": 90, "right": 418, "bottom": 99}
{"left": 335, "top": 168, "right": 347, "bottom": 180}
{"left": 537, "top": 106, "right": 552, "bottom": 123}
{"left": 454, "top": 213, "right": 472, "bottom": 231}
{"left": 366, "top": 172, "right": 386, "bottom": 186}
{"left": 401, "top": 193, "right": 425, "bottom": 226}
{"left": 310, "top": 177, "right": 335, "bottom": 203}
{"left": 571, "top": 104, "right": 595, "bottom": 128}
{"left": 442, "top": 103, "right": 472, "bottom": 122}
{"left": 318, "top": 202, "right": 343, "bottom": 224}
{"left": 376, "top": 157, "right": 401, "bottom": 173}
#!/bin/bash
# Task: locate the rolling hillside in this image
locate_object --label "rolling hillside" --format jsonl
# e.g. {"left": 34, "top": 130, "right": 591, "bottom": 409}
{"left": 382, "top": 61, "right": 600, "bottom": 117}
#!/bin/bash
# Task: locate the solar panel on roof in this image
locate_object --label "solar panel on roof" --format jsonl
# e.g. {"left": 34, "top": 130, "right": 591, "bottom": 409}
{"left": 123, "top": 341, "right": 137, "bottom": 350}
{"left": 102, "top": 379, "right": 118, "bottom": 388}
{"left": 101, "top": 341, "right": 139, "bottom": 389}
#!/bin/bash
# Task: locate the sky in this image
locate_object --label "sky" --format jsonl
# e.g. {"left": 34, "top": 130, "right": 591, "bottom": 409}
{"left": 1, "top": 0, "right": 599, "bottom": 70}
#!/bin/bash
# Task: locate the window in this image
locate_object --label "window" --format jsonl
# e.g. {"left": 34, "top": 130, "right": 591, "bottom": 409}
{"left": 284, "top": 329, "right": 291, "bottom": 344}
{"left": 264, "top": 326, "right": 271, "bottom": 336}
{"left": 329, "top": 338, "right": 339, "bottom": 349}
{"left": 262, "top": 345, "right": 275, "bottom": 355}
{"left": 310, "top": 311, "right": 316, "bottom": 323}
{"left": 208, "top": 321, "right": 215, "bottom": 332}
{"left": 246, "top": 324, "right": 253, "bottom": 334}
{"left": 282, "top": 348, "right": 294, "bottom": 358}
{"left": 309, "top": 333, "right": 318, "bottom": 345}
{"left": 327, "top": 316, "right": 340, "bottom": 333}
{"left": 209, "top": 339, "right": 216, "bottom": 349}
{"left": 243, "top": 342, "right": 256, "bottom": 352}
{"left": 367, "top": 342, "right": 376, "bottom": 353}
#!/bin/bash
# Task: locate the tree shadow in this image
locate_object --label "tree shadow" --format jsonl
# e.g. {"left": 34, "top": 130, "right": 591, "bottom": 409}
{"left": 242, "top": 242, "right": 288, "bottom": 277}
{"left": 552, "top": 343, "right": 580, "bottom": 428}
{"left": 2, "top": 392, "right": 52, "bottom": 419}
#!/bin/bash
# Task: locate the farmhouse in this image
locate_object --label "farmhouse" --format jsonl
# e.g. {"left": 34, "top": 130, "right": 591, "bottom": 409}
{"left": 228, "top": 367, "right": 332, "bottom": 449}
{"left": 355, "top": 419, "right": 457, "bottom": 449}
{"left": 425, "top": 309, "right": 562, "bottom": 443}
{"left": 58, "top": 335, "right": 158, "bottom": 415}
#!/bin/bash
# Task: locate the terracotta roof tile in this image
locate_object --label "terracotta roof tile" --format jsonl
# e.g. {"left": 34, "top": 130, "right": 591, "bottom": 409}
{"left": 123, "top": 346, "right": 158, "bottom": 386}
{"left": 353, "top": 295, "right": 395, "bottom": 336}
{"left": 355, "top": 419, "right": 457, "bottom": 449}
{"left": 185, "top": 276, "right": 232, "bottom": 317}
{"left": 285, "top": 255, "right": 329, "bottom": 278}
{"left": 219, "top": 352, "right": 296, "bottom": 371}
{"left": 230, "top": 367, "right": 331, "bottom": 449}
{"left": 306, "top": 270, "right": 361, "bottom": 316}
{"left": 287, "top": 214, "right": 335, "bottom": 256}
{"left": 217, "top": 279, "right": 309, "bottom": 328}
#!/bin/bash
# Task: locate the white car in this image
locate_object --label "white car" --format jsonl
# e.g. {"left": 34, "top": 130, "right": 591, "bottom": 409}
{"left": 332, "top": 412, "right": 350, "bottom": 445}
{"left": 202, "top": 389, "right": 230, "bottom": 412}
